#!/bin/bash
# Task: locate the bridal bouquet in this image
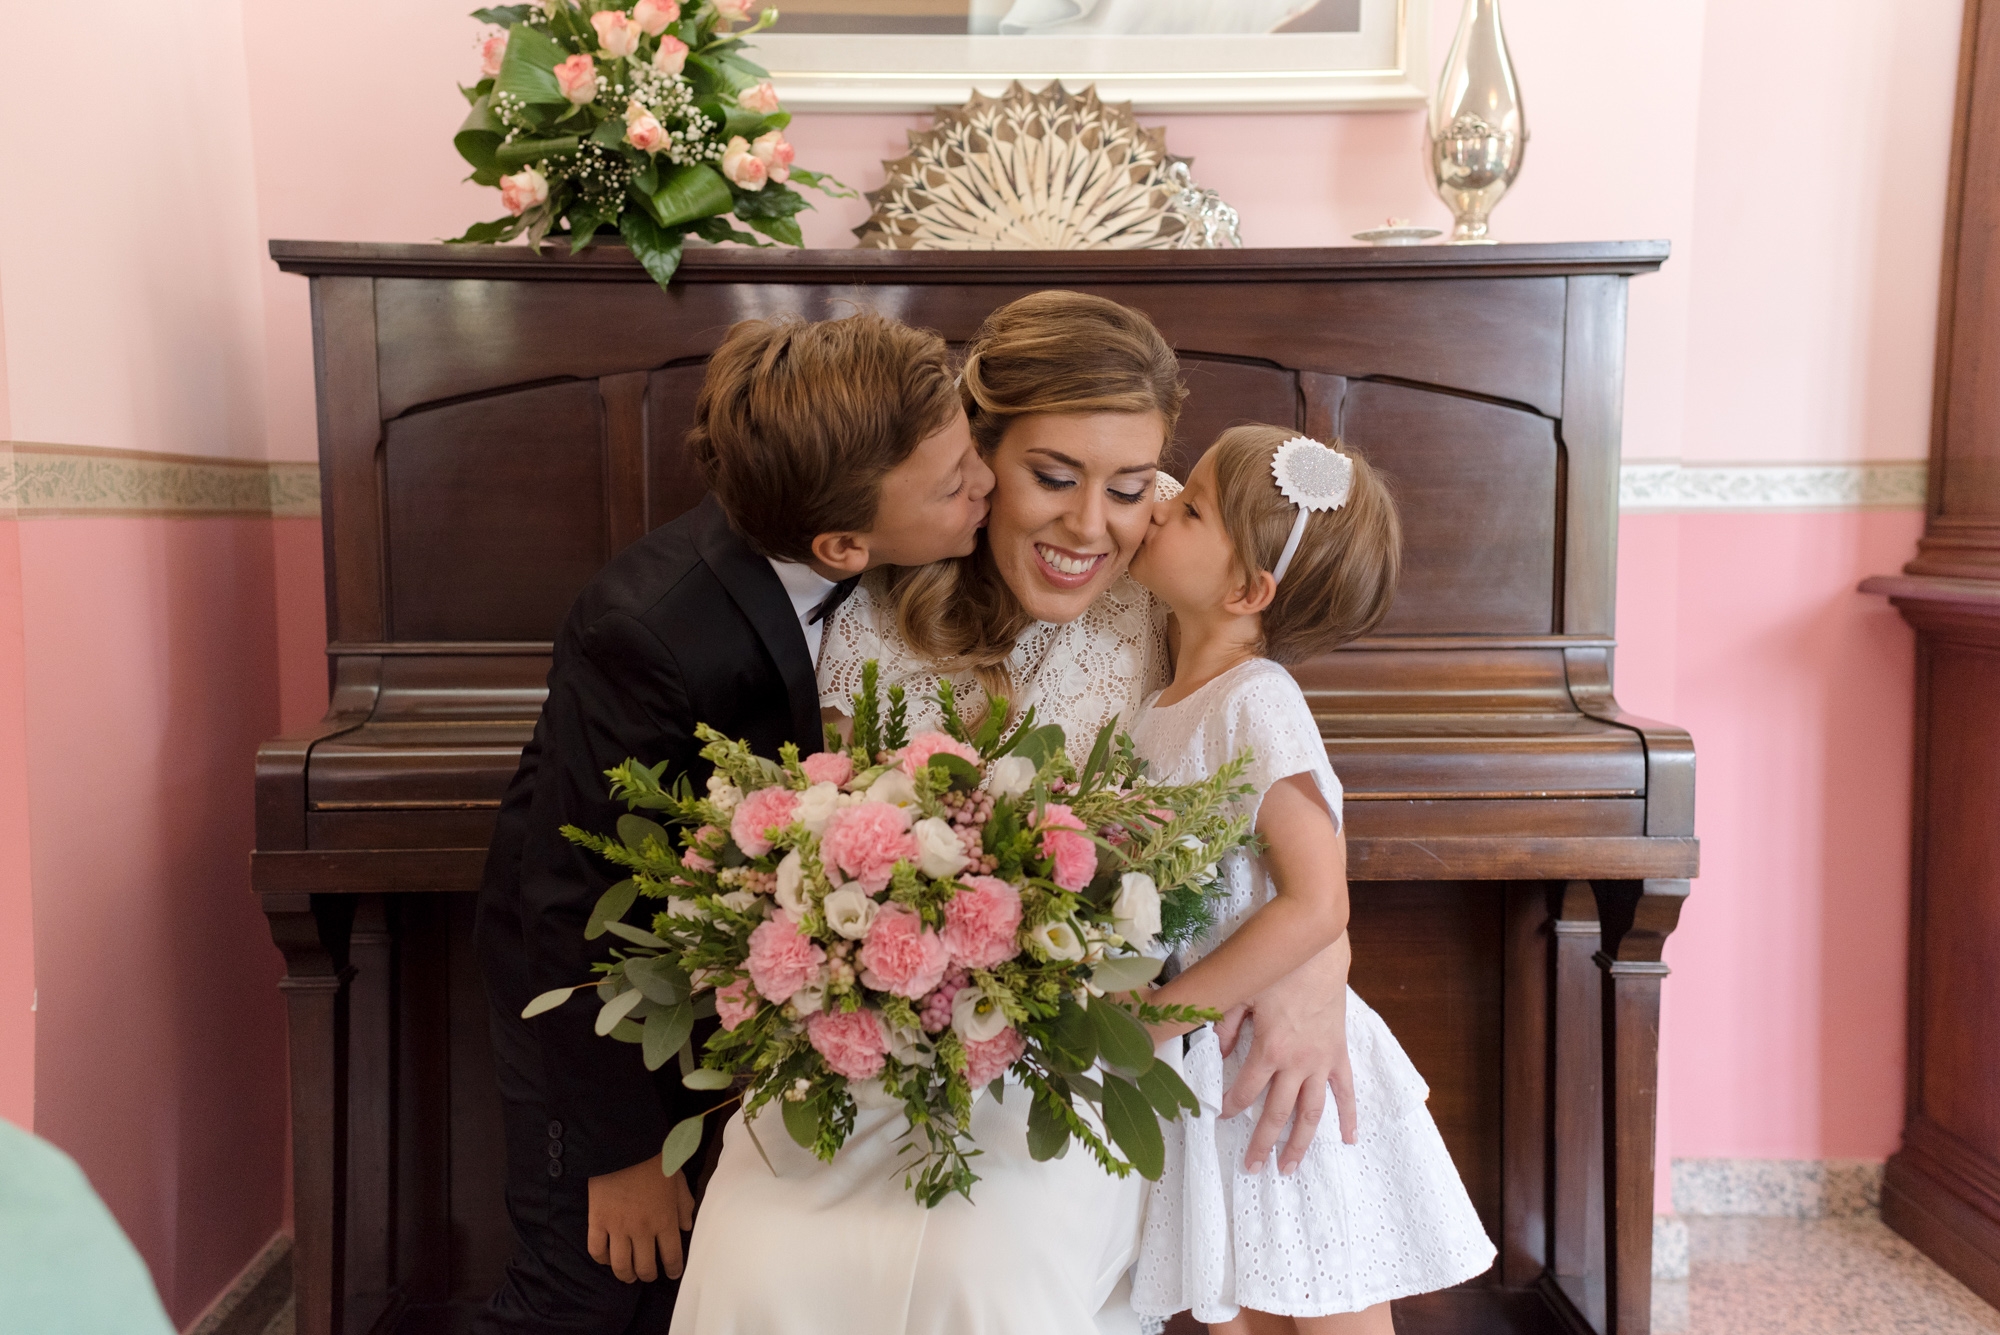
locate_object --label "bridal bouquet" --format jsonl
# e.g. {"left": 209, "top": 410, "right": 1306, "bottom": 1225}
{"left": 527, "top": 664, "right": 1253, "bottom": 1205}
{"left": 451, "top": 1, "right": 843, "bottom": 288}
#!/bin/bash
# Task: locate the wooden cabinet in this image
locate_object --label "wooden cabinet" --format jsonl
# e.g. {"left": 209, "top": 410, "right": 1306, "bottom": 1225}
{"left": 1864, "top": 0, "right": 2000, "bottom": 1308}
{"left": 258, "top": 240, "right": 1695, "bottom": 1335}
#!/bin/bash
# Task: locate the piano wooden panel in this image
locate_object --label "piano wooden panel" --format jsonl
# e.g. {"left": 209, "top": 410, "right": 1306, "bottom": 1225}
{"left": 259, "top": 242, "right": 1695, "bottom": 1335}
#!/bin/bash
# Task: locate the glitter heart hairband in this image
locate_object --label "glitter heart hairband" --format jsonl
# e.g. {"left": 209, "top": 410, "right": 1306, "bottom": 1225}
{"left": 1269, "top": 435, "right": 1354, "bottom": 583}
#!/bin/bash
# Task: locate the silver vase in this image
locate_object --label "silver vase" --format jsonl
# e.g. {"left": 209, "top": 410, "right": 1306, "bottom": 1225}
{"left": 1429, "top": 0, "right": 1527, "bottom": 244}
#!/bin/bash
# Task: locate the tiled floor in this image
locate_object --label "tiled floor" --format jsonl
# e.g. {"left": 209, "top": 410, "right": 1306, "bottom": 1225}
{"left": 1654, "top": 1216, "right": 2000, "bottom": 1334}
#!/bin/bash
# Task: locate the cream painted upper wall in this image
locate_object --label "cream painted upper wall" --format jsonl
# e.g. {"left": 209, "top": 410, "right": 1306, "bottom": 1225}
{"left": 0, "top": 0, "right": 270, "bottom": 461}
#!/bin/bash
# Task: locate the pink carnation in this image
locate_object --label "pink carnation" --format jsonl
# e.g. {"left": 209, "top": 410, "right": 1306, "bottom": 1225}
{"left": 820, "top": 801, "right": 918, "bottom": 892}
{"left": 802, "top": 750, "right": 855, "bottom": 788}
{"left": 898, "top": 731, "right": 981, "bottom": 778}
{"left": 962, "top": 1026, "right": 1026, "bottom": 1086}
{"left": 745, "top": 916, "right": 825, "bottom": 1004}
{"left": 942, "top": 875, "right": 1023, "bottom": 970}
{"left": 1037, "top": 803, "right": 1099, "bottom": 892}
{"left": 807, "top": 1007, "right": 889, "bottom": 1081}
{"left": 730, "top": 785, "right": 800, "bottom": 857}
{"left": 857, "top": 902, "right": 950, "bottom": 999}
{"left": 681, "top": 851, "right": 715, "bottom": 874}
{"left": 715, "top": 979, "right": 759, "bottom": 1030}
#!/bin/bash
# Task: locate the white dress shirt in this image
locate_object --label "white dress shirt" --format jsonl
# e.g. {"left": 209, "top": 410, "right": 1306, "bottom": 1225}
{"left": 766, "top": 559, "right": 839, "bottom": 670}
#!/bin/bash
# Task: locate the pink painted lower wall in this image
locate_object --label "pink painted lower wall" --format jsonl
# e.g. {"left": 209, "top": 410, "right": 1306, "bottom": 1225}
{"left": 20, "top": 516, "right": 291, "bottom": 1326}
{"left": 1617, "top": 507, "right": 1923, "bottom": 1170}
{"left": 0, "top": 520, "right": 34, "bottom": 1130}
{"left": 272, "top": 518, "right": 328, "bottom": 736}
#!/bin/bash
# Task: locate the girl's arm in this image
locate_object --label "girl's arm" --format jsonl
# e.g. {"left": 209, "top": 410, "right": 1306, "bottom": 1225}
{"left": 1145, "top": 772, "right": 1351, "bottom": 1040}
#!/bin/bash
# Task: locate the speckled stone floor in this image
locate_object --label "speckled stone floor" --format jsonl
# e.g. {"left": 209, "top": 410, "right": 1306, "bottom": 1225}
{"left": 1653, "top": 1217, "right": 2000, "bottom": 1334}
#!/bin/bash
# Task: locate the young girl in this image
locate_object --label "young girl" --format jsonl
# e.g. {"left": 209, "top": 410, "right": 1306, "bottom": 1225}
{"left": 1126, "top": 425, "right": 1495, "bottom": 1333}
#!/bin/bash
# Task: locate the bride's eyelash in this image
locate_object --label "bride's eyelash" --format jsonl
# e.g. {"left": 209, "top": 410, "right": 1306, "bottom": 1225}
{"left": 1033, "top": 471, "right": 1076, "bottom": 492}
{"left": 1109, "top": 488, "right": 1148, "bottom": 505}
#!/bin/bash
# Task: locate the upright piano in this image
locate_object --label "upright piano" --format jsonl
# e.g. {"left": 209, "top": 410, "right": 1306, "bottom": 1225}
{"left": 257, "top": 241, "right": 1696, "bottom": 1335}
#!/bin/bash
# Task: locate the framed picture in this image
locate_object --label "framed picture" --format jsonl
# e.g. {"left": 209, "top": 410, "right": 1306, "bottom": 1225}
{"left": 756, "top": 0, "right": 1428, "bottom": 111}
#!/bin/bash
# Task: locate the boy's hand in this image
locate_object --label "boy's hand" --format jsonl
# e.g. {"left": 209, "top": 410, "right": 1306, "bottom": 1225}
{"left": 587, "top": 1154, "right": 697, "bottom": 1283}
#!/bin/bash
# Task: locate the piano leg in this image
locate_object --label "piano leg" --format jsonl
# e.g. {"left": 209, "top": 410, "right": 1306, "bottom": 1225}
{"left": 1548, "top": 882, "right": 1607, "bottom": 1331}
{"left": 265, "top": 893, "right": 355, "bottom": 1335}
{"left": 1593, "top": 879, "right": 1690, "bottom": 1335}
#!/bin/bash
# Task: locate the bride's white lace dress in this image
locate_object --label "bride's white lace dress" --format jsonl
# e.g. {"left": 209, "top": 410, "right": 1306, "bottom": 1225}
{"left": 669, "top": 572, "right": 1173, "bottom": 1335}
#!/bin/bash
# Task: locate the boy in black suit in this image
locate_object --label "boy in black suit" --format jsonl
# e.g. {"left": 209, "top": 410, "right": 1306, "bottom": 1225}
{"left": 474, "top": 313, "right": 994, "bottom": 1333}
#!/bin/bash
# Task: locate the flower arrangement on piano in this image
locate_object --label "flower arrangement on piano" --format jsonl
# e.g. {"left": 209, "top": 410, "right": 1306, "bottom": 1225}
{"left": 525, "top": 663, "right": 1254, "bottom": 1206}
{"left": 451, "top": 1, "right": 844, "bottom": 288}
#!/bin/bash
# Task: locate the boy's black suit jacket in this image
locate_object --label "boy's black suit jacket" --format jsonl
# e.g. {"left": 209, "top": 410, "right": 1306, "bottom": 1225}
{"left": 476, "top": 494, "right": 823, "bottom": 1181}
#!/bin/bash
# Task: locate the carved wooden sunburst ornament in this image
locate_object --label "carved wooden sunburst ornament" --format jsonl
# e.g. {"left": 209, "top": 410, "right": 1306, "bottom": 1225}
{"left": 854, "top": 83, "right": 1217, "bottom": 251}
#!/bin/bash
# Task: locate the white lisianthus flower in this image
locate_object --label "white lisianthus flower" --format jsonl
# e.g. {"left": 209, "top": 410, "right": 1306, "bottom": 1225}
{"left": 796, "top": 781, "right": 842, "bottom": 834}
{"left": 1178, "top": 833, "right": 1204, "bottom": 853}
{"left": 1111, "top": 871, "right": 1162, "bottom": 949}
{"left": 951, "top": 985, "right": 1011, "bottom": 1043}
{"left": 912, "top": 816, "right": 970, "bottom": 879}
{"left": 790, "top": 971, "right": 827, "bottom": 1016}
{"left": 886, "top": 1018, "right": 935, "bottom": 1068}
{"left": 773, "top": 850, "right": 808, "bottom": 917}
{"left": 716, "top": 889, "right": 762, "bottom": 915}
{"left": 823, "top": 885, "right": 879, "bottom": 940}
{"left": 850, "top": 1076, "right": 902, "bottom": 1110}
{"left": 985, "top": 754, "right": 1036, "bottom": 798}
{"left": 664, "top": 895, "right": 708, "bottom": 920}
{"left": 707, "top": 773, "right": 743, "bottom": 815}
{"left": 866, "top": 768, "right": 920, "bottom": 807}
{"left": 1028, "top": 919, "right": 1087, "bottom": 963}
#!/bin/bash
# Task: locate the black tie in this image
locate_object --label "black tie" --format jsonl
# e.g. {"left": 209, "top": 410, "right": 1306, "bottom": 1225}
{"left": 808, "top": 575, "right": 862, "bottom": 625}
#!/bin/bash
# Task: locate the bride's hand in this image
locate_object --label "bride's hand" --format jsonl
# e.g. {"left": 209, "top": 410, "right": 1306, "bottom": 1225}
{"left": 1218, "top": 936, "right": 1360, "bottom": 1173}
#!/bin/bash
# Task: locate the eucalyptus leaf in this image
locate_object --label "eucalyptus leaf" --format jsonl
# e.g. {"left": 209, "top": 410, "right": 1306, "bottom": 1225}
{"left": 521, "top": 984, "right": 585, "bottom": 1019}
{"left": 677, "top": 1038, "right": 697, "bottom": 1077}
{"left": 1101, "top": 1073, "right": 1165, "bottom": 1180}
{"left": 1025, "top": 1090, "right": 1071, "bottom": 1161}
{"left": 692, "top": 990, "right": 718, "bottom": 1019}
{"left": 602, "top": 920, "right": 669, "bottom": 949}
{"left": 595, "top": 985, "right": 647, "bottom": 1036}
{"left": 927, "top": 752, "right": 981, "bottom": 792}
{"left": 682, "top": 1067, "right": 733, "bottom": 1090}
{"left": 987, "top": 1078, "right": 1006, "bottom": 1104}
{"left": 585, "top": 878, "right": 640, "bottom": 940}
{"left": 626, "top": 954, "right": 688, "bottom": 1005}
{"left": 494, "top": 22, "right": 567, "bottom": 105}
{"left": 608, "top": 1017, "right": 646, "bottom": 1043}
{"left": 617, "top": 813, "right": 671, "bottom": 853}
{"left": 781, "top": 1095, "right": 818, "bottom": 1150}
{"left": 1045, "top": 997, "right": 1097, "bottom": 1076}
{"left": 1089, "top": 954, "right": 1164, "bottom": 993}
{"left": 659, "top": 1114, "right": 706, "bottom": 1175}
{"left": 1004, "top": 723, "right": 1067, "bottom": 769}
{"left": 642, "top": 1001, "right": 693, "bottom": 1071}
{"left": 1087, "top": 998, "right": 1157, "bottom": 1078}
{"left": 1066, "top": 1071, "right": 1104, "bottom": 1102}
{"left": 1137, "top": 1057, "right": 1202, "bottom": 1120}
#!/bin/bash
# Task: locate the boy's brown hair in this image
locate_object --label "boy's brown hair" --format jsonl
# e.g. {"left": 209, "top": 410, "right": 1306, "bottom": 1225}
{"left": 1207, "top": 424, "right": 1402, "bottom": 663}
{"left": 687, "top": 312, "right": 961, "bottom": 562}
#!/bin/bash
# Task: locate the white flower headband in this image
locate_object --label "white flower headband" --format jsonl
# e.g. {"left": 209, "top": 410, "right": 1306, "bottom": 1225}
{"left": 1269, "top": 435, "right": 1354, "bottom": 583}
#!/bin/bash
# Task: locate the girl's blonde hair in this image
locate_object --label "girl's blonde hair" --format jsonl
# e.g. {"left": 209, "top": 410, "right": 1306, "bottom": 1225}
{"left": 886, "top": 291, "right": 1187, "bottom": 704}
{"left": 1206, "top": 424, "right": 1402, "bottom": 663}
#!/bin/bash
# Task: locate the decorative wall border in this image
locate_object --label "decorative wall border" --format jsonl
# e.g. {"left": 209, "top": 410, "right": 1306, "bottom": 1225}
{"left": 1620, "top": 461, "right": 1927, "bottom": 512}
{"left": 0, "top": 442, "right": 320, "bottom": 518}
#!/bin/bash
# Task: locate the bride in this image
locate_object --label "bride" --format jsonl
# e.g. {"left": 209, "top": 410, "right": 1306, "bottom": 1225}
{"left": 670, "top": 291, "right": 1356, "bottom": 1334}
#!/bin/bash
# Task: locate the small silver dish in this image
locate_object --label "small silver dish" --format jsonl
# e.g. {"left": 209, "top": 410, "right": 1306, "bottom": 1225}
{"left": 1353, "top": 224, "right": 1444, "bottom": 246}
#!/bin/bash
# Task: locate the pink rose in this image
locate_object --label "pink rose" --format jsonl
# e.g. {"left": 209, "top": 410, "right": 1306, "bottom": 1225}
{"left": 633, "top": 0, "right": 681, "bottom": 34}
{"left": 590, "top": 10, "right": 642, "bottom": 57}
{"left": 553, "top": 52, "right": 597, "bottom": 103}
{"left": 498, "top": 167, "right": 549, "bottom": 215}
{"left": 801, "top": 750, "right": 854, "bottom": 788}
{"left": 807, "top": 1007, "right": 889, "bottom": 1081}
{"left": 941, "top": 875, "right": 1023, "bottom": 970}
{"left": 858, "top": 902, "right": 951, "bottom": 999}
{"left": 719, "top": 136, "right": 767, "bottom": 191}
{"left": 715, "top": 978, "right": 759, "bottom": 1030}
{"left": 819, "top": 802, "right": 917, "bottom": 893}
{"left": 962, "top": 1026, "right": 1026, "bottom": 1086}
{"left": 736, "top": 80, "right": 781, "bottom": 114}
{"left": 746, "top": 916, "right": 826, "bottom": 1004}
{"left": 624, "top": 101, "right": 670, "bottom": 152}
{"left": 652, "top": 34, "right": 688, "bottom": 74}
{"left": 478, "top": 31, "right": 508, "bottom": 78}
{"left": 680, "top": 850, "right": 715, "bottom": 874}
{"left": 730, "top": 784, "right": 800, "bottom": 857}
{"left": 897, "top": 730, "right": 980, "bottom": 779}
{"left": 750, "top": 129, "right": 795, "bottom": 184}
{"left": 1036, "top": 803, "right": 1097, "bottom": 892}
{"left": 712, "top": 0, "right": 757, "bottom": 25}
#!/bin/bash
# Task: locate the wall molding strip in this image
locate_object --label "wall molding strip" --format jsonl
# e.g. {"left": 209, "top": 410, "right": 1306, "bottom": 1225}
{"left": 0, "top": 442, "right": 320, "bottom": 518}
{"left": 1620, "top": 461, "right": 1927, "bottom": 512}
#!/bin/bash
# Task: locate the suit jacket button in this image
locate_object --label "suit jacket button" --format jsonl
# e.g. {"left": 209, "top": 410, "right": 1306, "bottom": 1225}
{"left": 547, "top": 1160, "right": 563, "bottom": 1179}
{"left": 547, "top": 1141, "right": 563, "bottom": 1158}
{"left": 546, "top": 1120, "right": 563, "bottom": 1139}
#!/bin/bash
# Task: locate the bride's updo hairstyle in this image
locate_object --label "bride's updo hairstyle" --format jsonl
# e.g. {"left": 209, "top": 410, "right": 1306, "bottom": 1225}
{"left": 1208, "top": 423, "right": 1402, "bottom": 663}
{"left": 889, "top": 290, "right": 1186, "bottom": 702}
{"left": 688, "top": 311, "right": 959, "bottom": 562}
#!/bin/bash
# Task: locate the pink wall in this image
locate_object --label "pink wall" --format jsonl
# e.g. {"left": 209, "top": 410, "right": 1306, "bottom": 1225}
{"left": 0, "top": 517, "right": 33, "bottom": 1131}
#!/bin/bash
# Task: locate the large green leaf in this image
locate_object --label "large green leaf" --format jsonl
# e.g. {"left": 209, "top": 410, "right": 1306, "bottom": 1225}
{"left": 1045, "top": 997, "right": 1098, "bottom": 1076}
{"left": 1101, "top": 1073, "right": 1165, "bottom": 1180}
{"left": 595, "top": 985, "right": 647, "bottom": 1036}
{"left": 454, "top": 95, "right": 505, "bottom": 172}
{"left": 585, "top": 878, "right": 639, "bottom": 939}
{"left": 781, "top": 1095, "right": 818, "bottom": 1150}
{"left": 1003, "top": 723, "right": 1068, "bottom": 769}
{"left": 495, "top": 134, "right": 579, "bottom": 171}
{"left": 682, "top": 1066, "right": 733, "bottom": 1090}
{"left": 626, "top": 955, "right": 689, "bottom": 1005}
{"left": 1090, "top": 954, "right": 1164, "bottom": 993}
{"left": 617, "top": 814, "right": 671, "bottom": 853}
{"left": 1087, "top": 998, "right": 1157, "bottom": 1078}
{"left": 729, "top": 183, "right": 809, "bottom": 220}
{"left": 1137, "top": 1057, "right": 1202, "bottom": 1120}
{"left": 745, "top": 215, "right": 803, "bottom": 248}
{"left": 647, "top": 163, "right": 733, "bottom": 228}
{"left": 689, "top": 215, "right": 771, "bottom": 247}
{"left": 642, "top": 1000, "right": 694, "bottom": 1071}
{"left": 447, "top": 215, "right": 527, "bottom": 245}
{"left": 494, "top": 22, "right": 568, "bottom": 105}
{"left": 619, "top": 210, "right": 684, "bottom": 289}
{"left": 927, "top": 752, "right": 981, "bottom": 792}
{"left": 1025, "top": 1089, "right": 1071, "bottom": 1161}
{"left": 659, "top": 1114, "right": 705, "bottom": 1175}
{"left": 602, "top": 919, "right": 669, "bottom": 949}
{"left": 472, "top": 4, "right": 537, "bottom": 25}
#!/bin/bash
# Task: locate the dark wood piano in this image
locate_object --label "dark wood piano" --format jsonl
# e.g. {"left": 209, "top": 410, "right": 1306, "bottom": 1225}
{"left": 257, "top": 240, "right": 1697, "bottom": 1335}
